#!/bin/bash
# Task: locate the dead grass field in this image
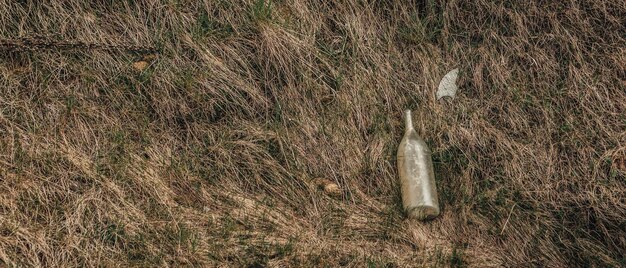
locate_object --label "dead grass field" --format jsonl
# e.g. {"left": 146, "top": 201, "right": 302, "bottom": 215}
{"left": 0, "top": 0, "right": 625, "bottom": 267}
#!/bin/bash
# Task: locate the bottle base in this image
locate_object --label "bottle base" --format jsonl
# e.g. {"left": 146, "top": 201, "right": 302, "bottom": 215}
{"left": 406, "top": 206, "right": 440, "bottom": 221}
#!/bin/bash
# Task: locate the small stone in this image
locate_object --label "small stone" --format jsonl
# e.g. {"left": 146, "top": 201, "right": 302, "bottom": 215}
{"left": 323, "top": 183, "right": 341, "bottom": 196}
{"left": 133, "top": 61, "right": 148, "bottom": 71}
{"left": 312, "top": 178, "right": 342, "bottom": 197}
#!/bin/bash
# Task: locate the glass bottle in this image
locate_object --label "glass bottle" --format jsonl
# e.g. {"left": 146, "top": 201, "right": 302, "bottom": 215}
{"left": 397, "top": 109, "right": 440, "bottom": 220}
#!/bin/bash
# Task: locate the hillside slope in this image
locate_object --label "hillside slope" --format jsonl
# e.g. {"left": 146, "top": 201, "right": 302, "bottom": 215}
{"left": 1, "top": 0, "right": 625, "bottom": 266}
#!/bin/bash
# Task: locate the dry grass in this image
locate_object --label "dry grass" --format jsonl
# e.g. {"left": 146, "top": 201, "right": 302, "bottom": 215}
{"left": 0, "top": 0, "right": 625, "bottom": 267}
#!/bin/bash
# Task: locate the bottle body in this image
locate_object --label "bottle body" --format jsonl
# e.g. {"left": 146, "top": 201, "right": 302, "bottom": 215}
{"left": 397, "top": 110, "right": 440, "bottom": 220}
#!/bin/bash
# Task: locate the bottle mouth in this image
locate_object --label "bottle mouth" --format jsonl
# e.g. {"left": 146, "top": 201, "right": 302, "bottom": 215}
{"left": 404, "top": 109, "right": 413, "bottom": 130}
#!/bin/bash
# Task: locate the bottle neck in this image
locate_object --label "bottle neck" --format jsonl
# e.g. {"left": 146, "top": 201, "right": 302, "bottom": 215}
{"left": 404, "top": 109, "right": 414, "bottom": 133}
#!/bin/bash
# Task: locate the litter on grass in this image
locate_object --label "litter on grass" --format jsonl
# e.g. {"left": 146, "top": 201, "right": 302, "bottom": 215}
{"left": 436, "top": 68, "right": 459, "bottom": 100}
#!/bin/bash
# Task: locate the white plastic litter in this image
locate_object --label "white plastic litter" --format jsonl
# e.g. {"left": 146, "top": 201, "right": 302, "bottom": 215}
{"left": 436, "top": 68, "right": 459, "bottom": 100}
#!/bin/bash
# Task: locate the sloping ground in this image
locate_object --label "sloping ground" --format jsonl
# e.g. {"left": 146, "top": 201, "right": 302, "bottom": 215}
{"left": 0, "top": 0, "right": 624, "bottom": 266}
